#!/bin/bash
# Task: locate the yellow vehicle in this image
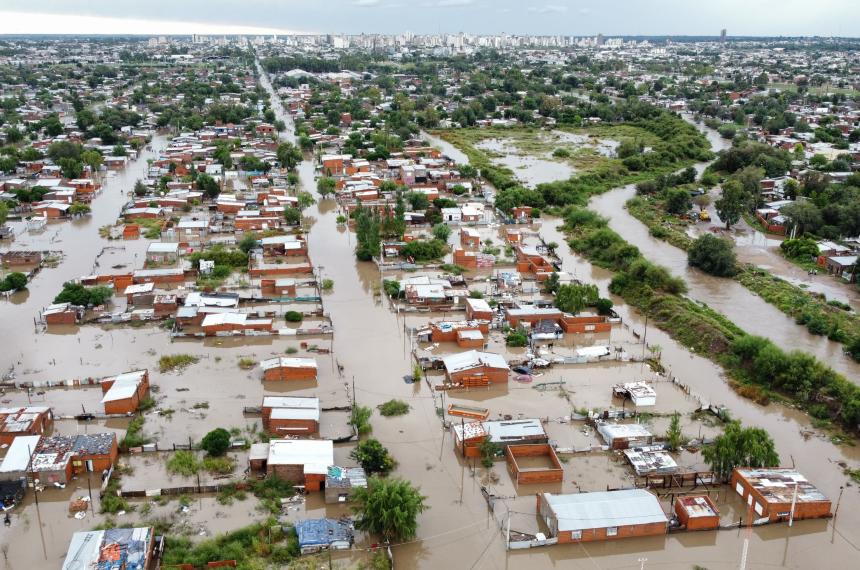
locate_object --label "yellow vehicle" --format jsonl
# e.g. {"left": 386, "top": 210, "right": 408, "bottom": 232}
{"left": 698, "top": 210, "right": 711, "bottom": 222}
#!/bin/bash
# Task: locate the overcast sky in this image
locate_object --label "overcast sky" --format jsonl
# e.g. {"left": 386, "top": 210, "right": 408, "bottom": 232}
{"left": 1, "top": 1, "right": 858, "bottom": 37}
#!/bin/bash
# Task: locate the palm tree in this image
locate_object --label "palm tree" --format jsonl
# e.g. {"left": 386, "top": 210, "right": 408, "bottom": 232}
{"left": 352, "top": 477, "right": 428, "bottom": 542}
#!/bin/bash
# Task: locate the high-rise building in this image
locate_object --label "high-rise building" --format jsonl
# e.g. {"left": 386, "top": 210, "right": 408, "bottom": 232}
{"left": 596, "top": 33, "right": 605, "bottom": 46}
{"left": 720, "top": 29, "right": 727, "bottom": 43}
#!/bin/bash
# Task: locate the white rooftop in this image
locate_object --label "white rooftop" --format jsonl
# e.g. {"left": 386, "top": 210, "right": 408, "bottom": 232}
{"left": 543, "top": 489, "right": 667, "bottom": 532}
{"left": 267, "top": 439, "right": 333, "bottom": 474}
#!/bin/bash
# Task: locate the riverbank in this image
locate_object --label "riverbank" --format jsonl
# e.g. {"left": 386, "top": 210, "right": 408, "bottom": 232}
{"left": 562, "top": 204, "right": 860, "bottom": 433}
{"left": 626, "top": 194, "right": 860, "bottom": 360}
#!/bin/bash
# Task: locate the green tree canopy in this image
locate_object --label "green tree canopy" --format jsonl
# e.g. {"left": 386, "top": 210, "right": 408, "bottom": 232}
{"left": 702, "top": 420, "right": 779, "bottom": 482}
{"left": 350, "top": 438, "right": 395, "bottom": 475}
{"left": 352, "top": 477, "right": 427, "bottom": 542}
{"left": 200, "top": 428, "right": 231, "bottom": 457}
{"left": 688, "top": 234, "right": 737, "bottom": 277}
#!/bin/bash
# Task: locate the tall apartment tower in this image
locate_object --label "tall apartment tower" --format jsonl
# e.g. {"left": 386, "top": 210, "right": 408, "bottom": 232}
{"left": 720, "top": 29, "right": 727, "bottom": 43}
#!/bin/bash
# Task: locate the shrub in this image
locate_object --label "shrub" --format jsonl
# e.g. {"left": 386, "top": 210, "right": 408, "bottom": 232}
{"left": 0, "top": 272, "right": 27, "bottom": 291}
{"left": 121, "top": 417, "right": 148, "bottom": 449}
{"left": 378, "top": 399, "right": 410, "bottom": 417}
{"left": 201, "top": 428, "right": 232, "bottom": 457}
{"left": 167, "top": 451, "right": 201, "bottom": 476}
{"left": 284, "top": 310, "right": 303, "bottom": 322}
{"left": 688, "top": 234, "right": 737, "bottom": 277}
{"left": 237, "top": 358, "right": 255, "bottom": 370}
{"left": 506, "top": 329, "right": 528, "bottom": 347}
{"left": 350, "top": 439, "right": 395, "bottom": 474}
{"left": 54, "top": 282, "right": 113, "bottom": 306}
{"left": 321, "top": 278, "right": 334, "bottom": 291}
{"left": 350, "top": 405, "right": 373, "bottom": 435}
{"left": 158, "top": 353, "right": 199, "bottom": 373}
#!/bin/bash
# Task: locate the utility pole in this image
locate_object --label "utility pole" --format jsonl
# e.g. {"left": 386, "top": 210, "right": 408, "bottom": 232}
{"left": 788, "top": 481, "right": 799, "bottom": 527}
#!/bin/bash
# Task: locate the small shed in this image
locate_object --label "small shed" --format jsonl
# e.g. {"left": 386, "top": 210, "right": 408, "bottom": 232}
{"left": 674, "top": 495, "right": 721, "bottom": 531}
{"left": 295, "top": 518, "right": 354, "bottom": 554}
{"left": 260, "top": 357, "right": 318, "bottom": 381}
{"left": 597, "top": 423, "right": 653, "bottom": 450}
{"left": 324, "top": 466, "right": 367, "bottom": 504}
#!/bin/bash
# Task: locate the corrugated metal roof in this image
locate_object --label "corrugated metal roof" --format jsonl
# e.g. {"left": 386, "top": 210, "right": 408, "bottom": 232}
{"left": 544, "top": 489, "right": 667, "bottom": 532}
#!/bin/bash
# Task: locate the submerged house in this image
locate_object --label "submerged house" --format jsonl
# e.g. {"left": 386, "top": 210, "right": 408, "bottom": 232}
{"left": 730, "top": 468, "right": 831, "bottom": 523}
{"left": 538, "top": 489, "right": 668, "bottom": 543}
{"left": 255, "top": 439, "right": 334, "bottom": 491}
{"left": 100, "top": 370, "right": 150, "bottom": 415}
{"left": 295, "top": 518, "right": 354, "bottom": 554}
{"left": 260, "top": 357, "right": 318, "bottom": 381}
{"left": 261, "top": 396, "right": 320, "bottom": 436}
{"left": 441, "top": 350, "right": 509, "bottom": 386}
{"left": 62, "top": 527, "right": 156, "bottom": 570}
{"left": 0, "top": 406, "right": 54, "bottom": 446}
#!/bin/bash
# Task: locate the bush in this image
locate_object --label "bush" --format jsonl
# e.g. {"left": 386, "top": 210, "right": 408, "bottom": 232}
{"left": 665, "top": 187, "right": 692, "bottom": 215}
{"left": 121, "top": 417, "right": 148, "bottom": 449}
{"left": 201, "top": 428, "right": 232, "bottom": 456}
{"left": 158, "top": 353, "right": 199, "bottom": 373}
{"left": 284, "top": 311, "right": 303, "bottom": 322}
{"left": 350, "top": 439, "right": 395, "bottom": 474}
{"left": 688, "top": 234, "right": 737, "bottom": 277}
{"left": 552, "top": 147, "right": 570, "bottom": 158}
{"left": 167, "top": 451, "right": 201, "bottom": 476}
{"left": 506, "top": 329, "right": 528, "bottom": 347}
{"left": 238, "top": 357, "right": 255, "bottom": 370}
{"left": 54, "top": 282, "right": 113, "bottom": 306}
{"left": 401, "top": 239, "right": 447, "bottom": 261}
{"left": 0, "top": 272, "right": 27, "bottom": 291}
{"left": 595, "top": 298, "right": 614, "bottom": 315}
{"left": 377, "top": 399, "right": 410, "bottom": 417}
{"left": 350, "top": 405, "right": 373, "bottom": 435}
{"left": 321, "top": 278, "right": 334, "bottom": 291}
{"left": 432, "top": 223, "right": 452, "bottom": 241}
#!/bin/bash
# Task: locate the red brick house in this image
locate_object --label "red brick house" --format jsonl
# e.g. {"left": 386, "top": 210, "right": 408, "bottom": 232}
{"left": 538, "top": 490, "right": 667, "bottom": 543}
{"left": 261, "top": 396, "right": 320, "bottom": 436}
{"left": 260, "top": 357, "right": 317, "bottom": 381}
{"left": 100, "top": 370, "right": 151, "bottom": 415}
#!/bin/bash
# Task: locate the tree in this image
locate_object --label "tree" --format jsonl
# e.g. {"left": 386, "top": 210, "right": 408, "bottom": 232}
{"left": 431, "top": 223, "right": 451, "bottom": 241}
{"left": 57, "top": 158, "right": 83, "bottom": 179}
{"left": 781, "top": 201, "right": 822, "bottom": 236}
{"left": 69, "top": 202, "right": 90, "bottom": 216}
{"left": 81, "top": 150, "right": 103, "bottom": 173}
{"left": 283, "top": 206, "right": 301, "bottom": 225}
{"left": 111, "top": 144, "right": 127, "bottom": 157}
{"left": 133, "top": 180, "right": 148, "bottom": 197}
{"left": 665, "top": 412, "right": 684, "bottom": 452}
{"left": 688, "top": 234, "right": 737, "bottom": 277}
{"left": 692, "top": 193, "right": 711, "bottom": 212}
{"left": 0, "top": 156, "right": 16, "bottom": 174}
{"left": 317, "top": 177, "right": 336, "bottom": 197}
{"left": 665, "top": 187, "right": 692, "bottom": 215}
{"left": 296, "top": 191, "right": 315, "bottom": 211}
{"left": 702, "top": 421, "right": 779, "bottom": 482}
{"left": 200, "top": 428, "right": 231, "bottom": 456}
{"left": 350, "top": 439, "right": 395, "bottom": 475}
{"left": 238, "top": 233, "right": 258, "bottom": 254}
{"left": 715, "top": 179, "right": 746, "bottom": 230}
{"left": 554, "top": 283, "right": 599, "bottom": 315}
{"left": 4, "top": 127, "right": 22, "bottom": 144}
{"left": 352, "top": 477, "right": 427, "bottom": 542}
{"left": 196, "top": 173, "right": 220, "bottom": 199}
{"left": 276, "top": 142, "right": 302, "bottom": 170}
{"left": 0, "top": 201, "right": 8, "bottom": 226}
{"left": 1, "top": 272, "right": 27, "bottom": 291}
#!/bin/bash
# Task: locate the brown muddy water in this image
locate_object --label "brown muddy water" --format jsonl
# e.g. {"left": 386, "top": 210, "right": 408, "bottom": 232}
{"left": 0, "top": 69, "right": 857, "bottom": 570}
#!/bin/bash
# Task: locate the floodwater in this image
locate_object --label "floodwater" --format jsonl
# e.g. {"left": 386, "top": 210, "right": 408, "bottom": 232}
{"left": 475, "top": 138, "right": 575, "bottom": 187}
{"left": 1, "top": 66, "right": 859, "bottom": 570}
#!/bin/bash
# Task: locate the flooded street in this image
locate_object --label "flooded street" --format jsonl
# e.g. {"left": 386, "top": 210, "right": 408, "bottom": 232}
{"left": 1, "top": 61, "right": 857, "bottom": 570}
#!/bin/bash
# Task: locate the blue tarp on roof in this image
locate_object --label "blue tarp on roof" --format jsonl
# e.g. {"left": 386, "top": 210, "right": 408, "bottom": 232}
{"left": 295, "top": 518, "right": 353, "bottom": 548}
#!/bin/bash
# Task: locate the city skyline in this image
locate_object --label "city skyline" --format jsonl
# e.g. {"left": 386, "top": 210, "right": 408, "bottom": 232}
{"left": 1, "top": 0, "right": 859, "bottom": 37}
